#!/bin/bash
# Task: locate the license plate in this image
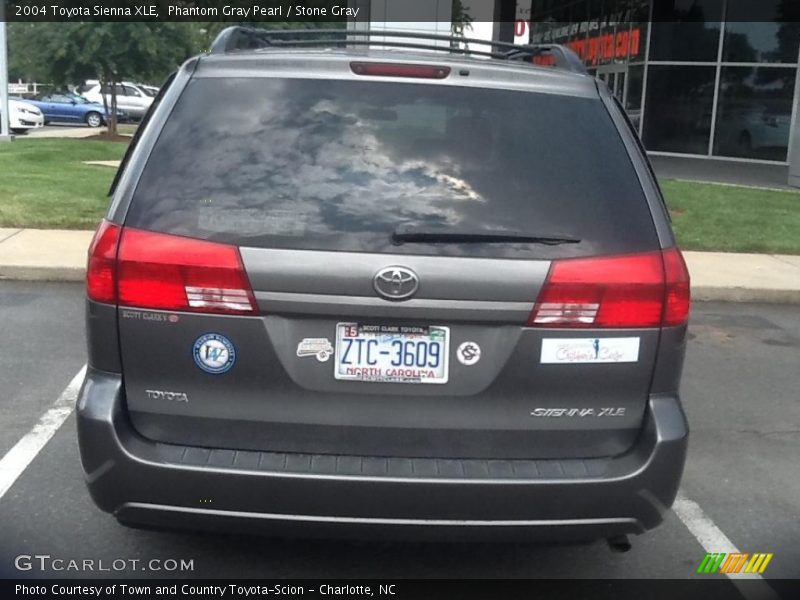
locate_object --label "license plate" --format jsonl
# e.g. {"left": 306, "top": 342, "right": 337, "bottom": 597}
{"left": 334, "top": 323, "right": 449, "bottom": 384}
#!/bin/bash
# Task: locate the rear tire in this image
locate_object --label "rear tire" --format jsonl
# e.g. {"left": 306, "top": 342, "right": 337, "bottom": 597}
{"left": 85, "top": 111, "right": 103, "bottom": 128}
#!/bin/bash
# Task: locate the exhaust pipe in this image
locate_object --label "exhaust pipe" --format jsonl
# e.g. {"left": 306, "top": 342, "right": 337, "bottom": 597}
{"left": 607, "top": 534, "right": 632, "bottom": 553}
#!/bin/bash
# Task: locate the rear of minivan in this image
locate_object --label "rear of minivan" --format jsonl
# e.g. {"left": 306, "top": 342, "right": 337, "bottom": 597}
{"left": 77, "top": 49, "right": 690, "bottom": 542}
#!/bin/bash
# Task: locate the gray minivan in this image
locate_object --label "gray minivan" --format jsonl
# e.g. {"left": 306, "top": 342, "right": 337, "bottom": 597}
{"left": 78, "top": 29, "right": 690, "bottom": 547}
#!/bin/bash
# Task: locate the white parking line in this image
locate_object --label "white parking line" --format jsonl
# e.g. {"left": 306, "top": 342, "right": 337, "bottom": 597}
{"left": 673, "top": 491, "right": 780, "bottom": 600}
{"left": 0, "top": 366, "right": 86, "bottom": 500}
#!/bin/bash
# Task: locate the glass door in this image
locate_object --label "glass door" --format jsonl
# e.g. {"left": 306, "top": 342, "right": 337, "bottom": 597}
{"left": 597, "top": 65, "right": 628, "bottom": 105}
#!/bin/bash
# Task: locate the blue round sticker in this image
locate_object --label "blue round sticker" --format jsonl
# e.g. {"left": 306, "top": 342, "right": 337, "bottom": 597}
{"left": 193, "top": 333, "right": 236, "bottom": 374}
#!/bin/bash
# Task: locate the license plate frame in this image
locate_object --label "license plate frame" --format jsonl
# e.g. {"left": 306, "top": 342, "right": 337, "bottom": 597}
{"left": 334, "top": 323, "right": 450, "bottom": 384}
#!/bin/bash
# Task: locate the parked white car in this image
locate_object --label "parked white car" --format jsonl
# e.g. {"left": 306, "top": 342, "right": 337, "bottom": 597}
{"left": 138, "top": 84, "right": 160, "bottom": 98}
{"left": 4, "top": 98, "right": 45, "bottom": 133}
{"left": 82, "top": 82, "right": 154, "bottom": 119}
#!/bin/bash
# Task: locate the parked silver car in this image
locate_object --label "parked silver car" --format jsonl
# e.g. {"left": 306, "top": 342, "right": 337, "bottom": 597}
{"left": 82, "top": 81, "right": 153, "bottom": 119}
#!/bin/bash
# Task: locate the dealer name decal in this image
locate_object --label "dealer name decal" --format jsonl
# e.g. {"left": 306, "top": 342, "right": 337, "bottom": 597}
{"left": 541, "top": 337, "right": 640, "bottom": 364}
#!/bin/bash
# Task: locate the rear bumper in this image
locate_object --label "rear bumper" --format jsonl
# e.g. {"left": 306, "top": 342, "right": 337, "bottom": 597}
{"left": 76, "top": 368, "right": 688, "bottom": 541}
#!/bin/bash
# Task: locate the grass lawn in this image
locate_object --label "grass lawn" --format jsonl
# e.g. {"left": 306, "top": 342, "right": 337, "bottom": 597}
{"left": 0, "top": 138, "right": 126, "bottom": 229}
{"left": 661, "top": 179, "right": 800, "bottom": 255}
{"left": 1, "top": 138, "right": 799, "bottom": 254}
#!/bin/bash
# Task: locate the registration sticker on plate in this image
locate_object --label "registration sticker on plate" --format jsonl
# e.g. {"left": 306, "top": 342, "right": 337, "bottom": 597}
{"left": 334, "top": 323, "right": 449, "bottom": 384}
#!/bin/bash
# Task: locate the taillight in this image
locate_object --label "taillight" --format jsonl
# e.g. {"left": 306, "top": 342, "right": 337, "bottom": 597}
{"left": 350, "top": 62, "right": 450, "bottom": 79}
{"left": 86, "top": 219, "right": 121, "bottom": 304}
{"left": 117, "top": 228, "right": 257, "bottom": 315}
{"left": 662, "top": 247, "right": 691, "bottom": 326}
{"left": 528, "top": 249, "right": 690, "bottom": 328}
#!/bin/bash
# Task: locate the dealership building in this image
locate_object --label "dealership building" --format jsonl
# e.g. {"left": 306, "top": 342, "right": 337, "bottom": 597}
{"left": 521, "top": 0, "right": 800, "bottom": 165}
{"left": 357, "top": 0, "right": 800, "bottom": 167}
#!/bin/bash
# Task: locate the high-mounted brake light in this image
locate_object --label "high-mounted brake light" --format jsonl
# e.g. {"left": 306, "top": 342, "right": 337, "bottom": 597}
{"left": 350, "top": 62, "right": 451, "bottom": 79}
{"left": 87, "top": 220, "right": 121, "bottom": 304}
{"left": 528, "top": 249, "right": 690, "bottom": 328}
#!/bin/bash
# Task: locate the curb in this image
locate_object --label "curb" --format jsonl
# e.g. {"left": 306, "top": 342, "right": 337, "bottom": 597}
{"left": 0, "top": 265, "right": 85, "bottom": 282}
{"left": 669, "top": 178, "right": 797, "bottom": 194}
{"left": 1, "top": 265, "right": 799, "bottom": 304}
{"left": 692, "top": 285, "right": 800, "bottom": 305}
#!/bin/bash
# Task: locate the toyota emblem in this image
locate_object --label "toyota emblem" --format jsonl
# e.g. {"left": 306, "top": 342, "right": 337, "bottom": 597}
{"left": 373, "top": 266, "right": 419, "bottom": 301}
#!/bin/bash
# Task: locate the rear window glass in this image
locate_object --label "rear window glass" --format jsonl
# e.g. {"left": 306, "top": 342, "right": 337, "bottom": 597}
{"left": 126, "top": 77, "right": 658, "bottom": 259}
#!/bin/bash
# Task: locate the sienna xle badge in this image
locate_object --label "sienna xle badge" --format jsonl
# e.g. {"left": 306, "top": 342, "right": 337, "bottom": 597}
{"left": 78, "top": 28, "right": 690, "bottom": 548}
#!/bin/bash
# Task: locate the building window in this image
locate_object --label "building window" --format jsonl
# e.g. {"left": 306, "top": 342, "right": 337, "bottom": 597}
{"left": 722, "top": 1, "right": 800, "bottom": 64}
{"left": 713, "top": 66, "right": 797, "bottom": 161}
{"left": 626, "top": 64, "right": 645, "bottom": 110}
{"left": 625, "top": 63, "right": 645, "bottom": 131}
{"left": 530, "top": 0, "right": 646, "bottom": 66}
{"left": 649, "top": 0, "right": 724, "bottom": 62}
{"left": 642, "top": 65, "right": 717, "bottom": 154}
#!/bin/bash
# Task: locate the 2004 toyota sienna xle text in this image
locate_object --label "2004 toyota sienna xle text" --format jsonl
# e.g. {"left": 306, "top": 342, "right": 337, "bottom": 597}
{"left": 77, "top": 28, "right": 691, "bottom": 548}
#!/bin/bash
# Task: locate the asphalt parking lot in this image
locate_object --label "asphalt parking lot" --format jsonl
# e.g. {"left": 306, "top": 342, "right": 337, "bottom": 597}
{"left": 0, "top": 281, "right": 797, "bottom": 591}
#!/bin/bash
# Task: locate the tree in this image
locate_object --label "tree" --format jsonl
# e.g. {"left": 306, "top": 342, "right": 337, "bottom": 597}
{"left": 7, "top": 23, "right": 53, "bottom": 82}
{"left": 8, "top": 22, "right": 196, "bottom": 136}
{"left": 451, "top": 0, "right": 474, "bottom": 37}
{"left": 8, "top": 12, "right": 347, "bottom": 135}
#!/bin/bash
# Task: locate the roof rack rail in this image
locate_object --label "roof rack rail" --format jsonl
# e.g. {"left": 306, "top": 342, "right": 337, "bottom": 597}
{"left": 208, "top": 27, "right": 588, "bottom": 75}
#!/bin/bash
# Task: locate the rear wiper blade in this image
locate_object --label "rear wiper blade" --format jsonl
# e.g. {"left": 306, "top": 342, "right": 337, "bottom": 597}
{"left": 391, "top": 226, "right": 581, "bottom": 246}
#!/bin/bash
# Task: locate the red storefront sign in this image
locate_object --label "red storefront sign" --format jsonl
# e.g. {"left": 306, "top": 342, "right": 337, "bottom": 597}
{"left": 528, "top": 25, "right": 643, "bottom": 67}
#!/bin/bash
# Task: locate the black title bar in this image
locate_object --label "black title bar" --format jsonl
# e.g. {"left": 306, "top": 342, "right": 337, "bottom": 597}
{"left": 4, "top": 0, "right": 800, "bottom": 23}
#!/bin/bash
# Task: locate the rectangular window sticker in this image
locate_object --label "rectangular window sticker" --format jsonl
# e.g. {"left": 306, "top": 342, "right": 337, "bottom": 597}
{"left": 540, "top": 338, "right": 640, "bottom": 364}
